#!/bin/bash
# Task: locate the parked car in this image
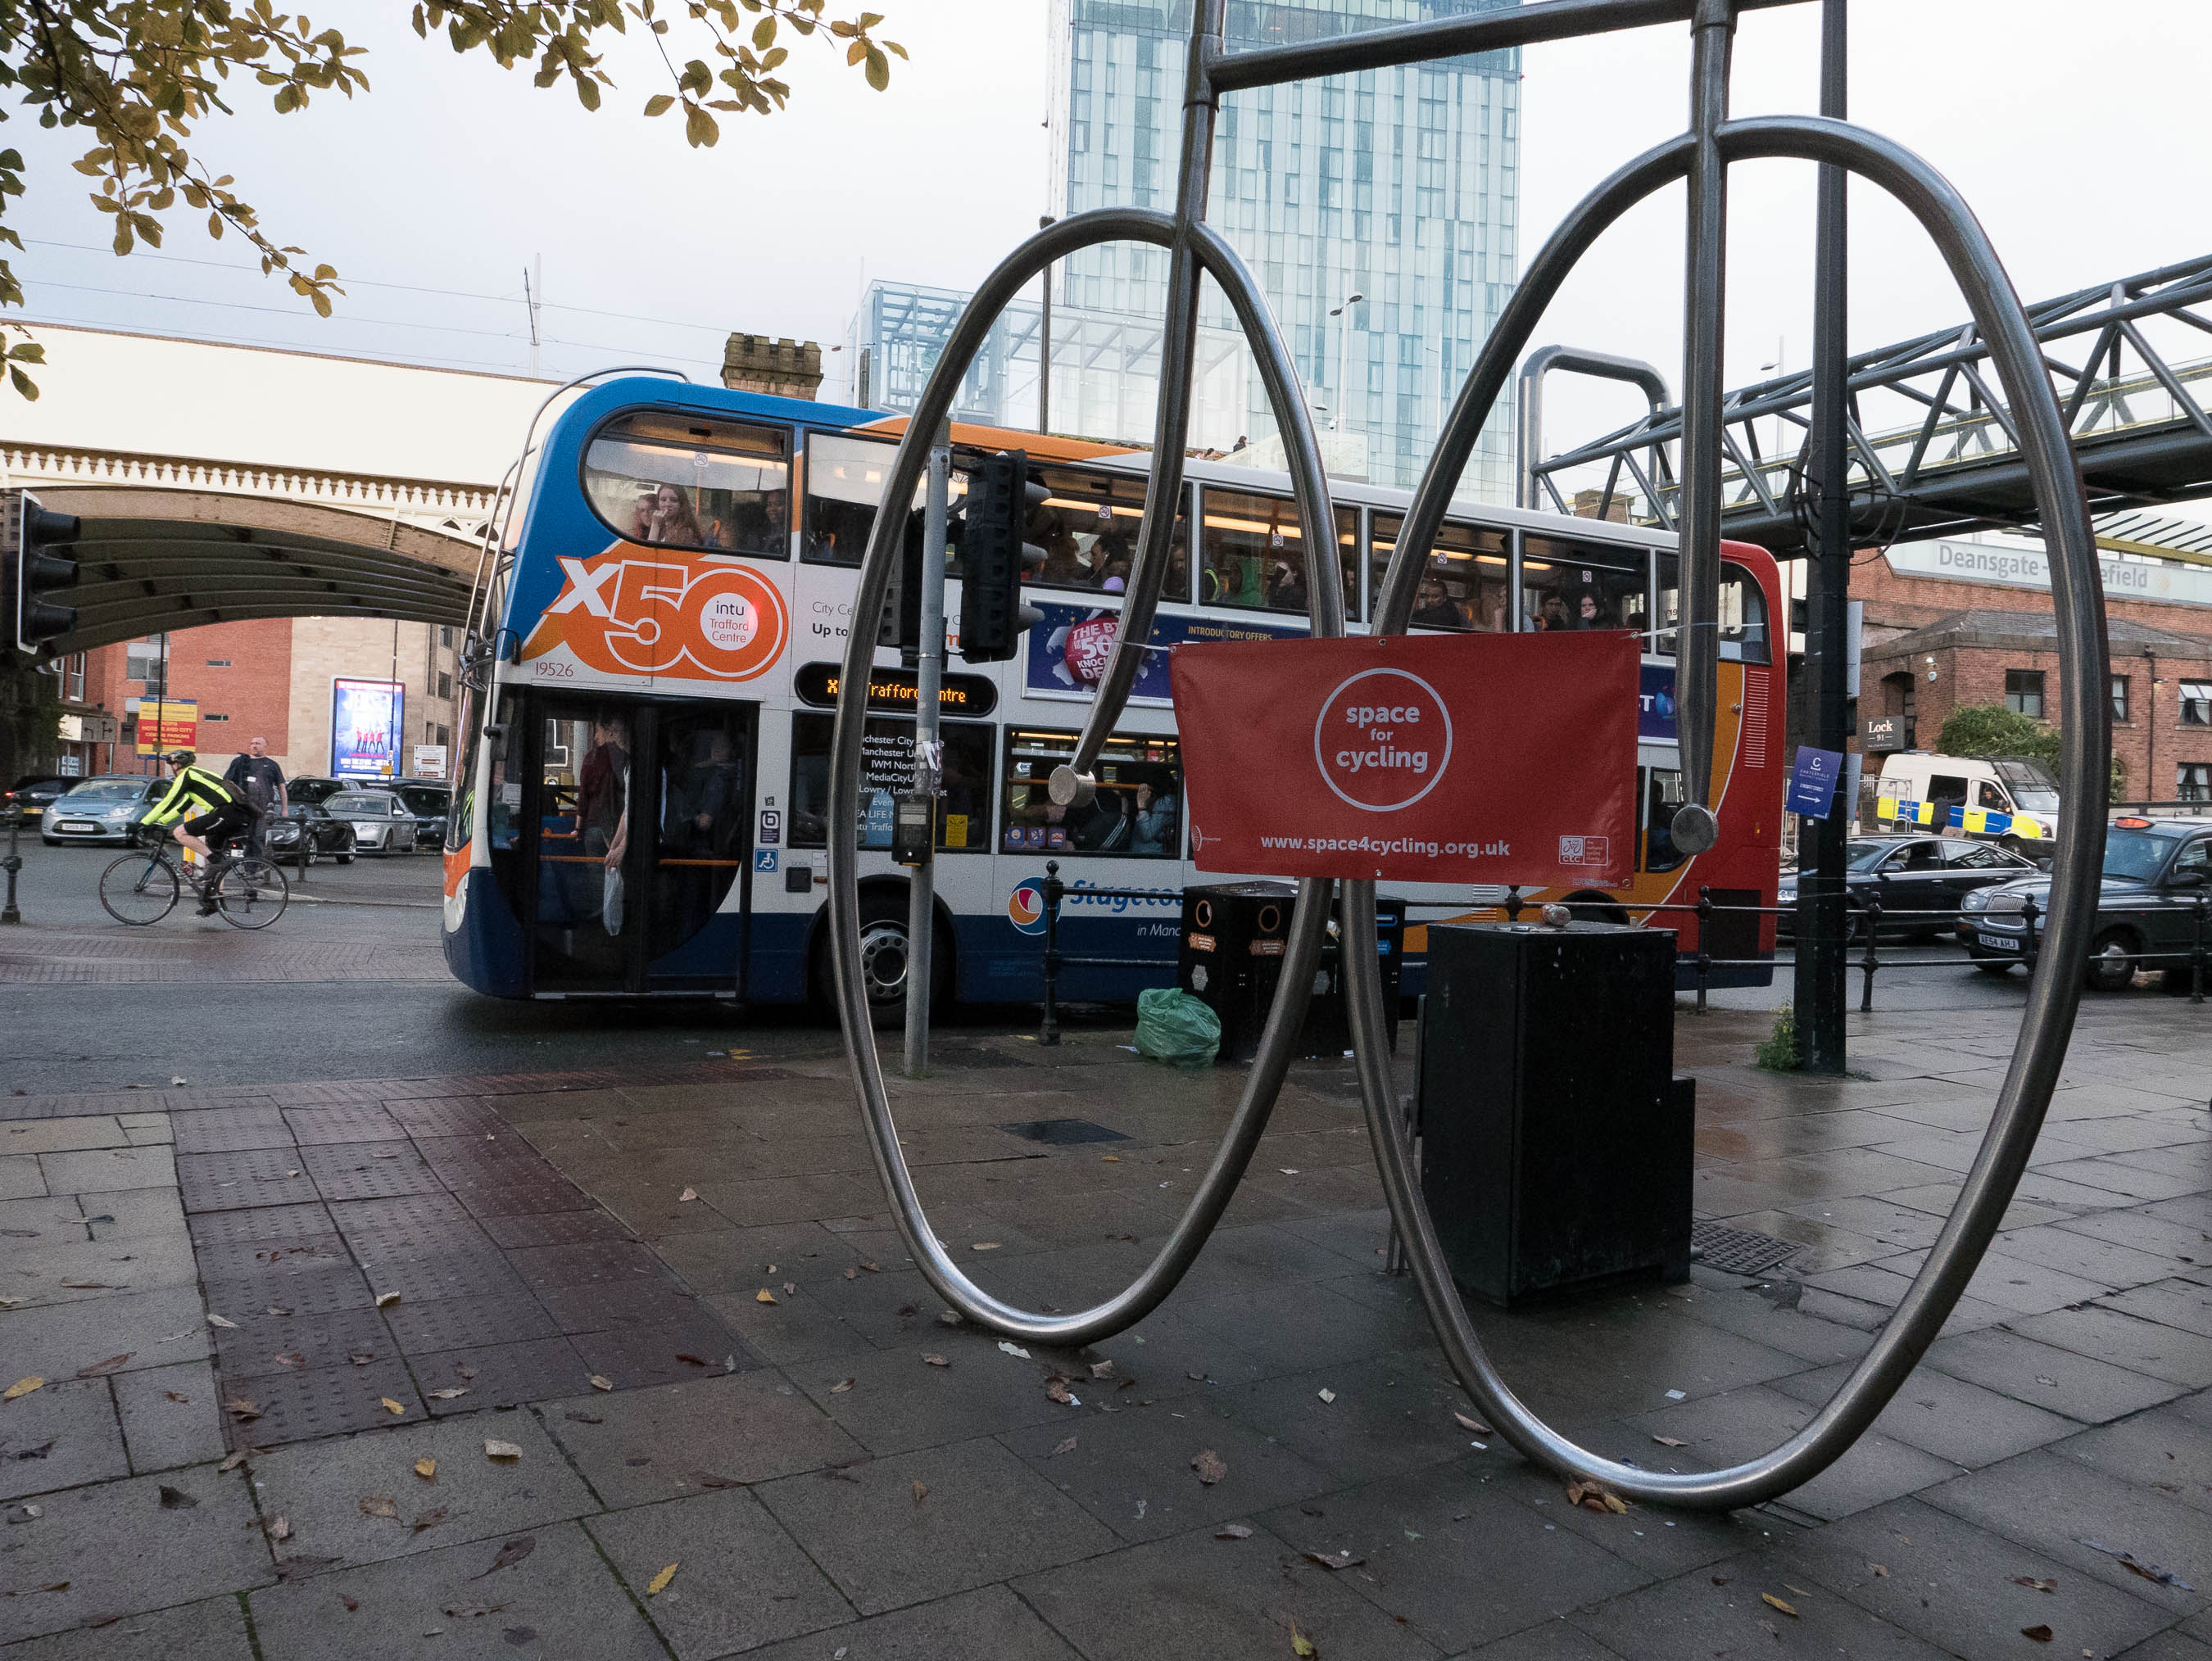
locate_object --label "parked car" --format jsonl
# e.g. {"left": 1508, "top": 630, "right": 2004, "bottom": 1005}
{"left": 1959, "top": 816, "right": 2212, "bottom": 991}
{"left": 392, "top": 781, "right": 452, "bottom": 850}
{"left": 39, "top": 776, "right": 163, "bottom": 845}
{"left": 1778, "top": 835, "right": 2037, "bottom": 942}
{"left": 324, "top": 791, "right": 419, "bottom": 854}
{"left": 261, "top": 802, "right": 357, "bottom": 867}
{"left": 285, "top": 776, "right": 351, "bottom": 808}
{"left": 9, "top": 774, "right": 75, "bottom": 815}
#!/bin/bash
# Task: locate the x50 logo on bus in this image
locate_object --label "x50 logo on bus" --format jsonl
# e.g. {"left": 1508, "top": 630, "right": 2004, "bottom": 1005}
{"left": 520, "top": 545, "right": 789, "bottom": 682}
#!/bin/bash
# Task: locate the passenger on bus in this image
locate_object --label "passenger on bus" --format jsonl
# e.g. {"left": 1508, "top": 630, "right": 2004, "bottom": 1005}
{"left": 1037, "top": 524, "right": 1086, "bottom": 586}
{"left": 1412, "top": 578, "right": 1464, "bottom": 630}
{"left": 631, "top": 483, "right": 706, "bottom": 548}
{"left": 579, "top": 713, "right": 629, "bottom": 857}
{"left": 1266, "top": 557, "right": 1308, "bottom": 613}
{"left": 1575, "top": 592, "right": 1603, "bottom": 628}
{"left": 1535, "top": 593, "right": 1572, "bottom": 631}
{"left": 1131, "top": 767, "right": 1179, "bottom": 855}
{"left": 1100, "top": 557, "right": 1131, "bottom": 594}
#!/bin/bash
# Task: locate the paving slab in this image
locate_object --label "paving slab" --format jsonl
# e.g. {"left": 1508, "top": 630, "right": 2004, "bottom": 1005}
{"left": 1924, "top": 1326, "right": 2188, "bottom": 1421}
{"left": 0, "top": 1375, "right": 129, "bottom": 1500}
{"left": 0, "top": 1283, "right": 211, "bottom": 1379}
{"left": 2048, "top": 1405, "right": 2212, "bottom": 1514}
{"left": 786, "top": 1329, "right": 1096, "bottom": 1456}
{"left": 0, "top": 1153, "right": 48, "bottom": 1199}
{"left": 409, "top": 1337, "right": 599, "bottom": 1410}
{"left": 40, "top": 1144, "right": 176, "bottom": 1193}
{"left": 585, "top": 1487, "right": 855, "bottom": 1657}
{"left": 540, "top": 1370, "right": 864, "bottom": 1506}
{"left": 1767, "top": 1356, "right": 2082, "bottom": 1467}
{"left": 723, "top": 1583, "right": 1084, "bottom": 1661}
{"left": 1014, "top": 1522, "right": 1442, "bottom": 1661}
{"left": 0, "top": 1464, "right": 270, "bottom": 1645}
{"left": 246, "top": 1519, "right": 664, "bottom": 1661}
{"left": 113, "top": 1357, "right": 226, "bottom": 1473}
{"left": 0, "top": 1593, "right": 256, "bottom": 1660}
{"left": 755, "top": 1435, "right": 1122, "bottom": 1615}
{"left": 0, "top": 1118, "right": 129, "bottom": 1155}
{"left": 2007, "top": 1305, "right": 2212, "bottom": 1387}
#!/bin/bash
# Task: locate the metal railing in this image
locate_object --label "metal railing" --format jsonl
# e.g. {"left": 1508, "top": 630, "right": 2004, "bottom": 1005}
{"left": 1034, "top": 859, "right": 1180, "bottom": 1046}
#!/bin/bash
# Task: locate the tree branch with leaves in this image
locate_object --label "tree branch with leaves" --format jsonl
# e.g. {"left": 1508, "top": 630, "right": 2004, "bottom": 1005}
{"left": 0, "top": 0, "right": 904, "bottom": 396}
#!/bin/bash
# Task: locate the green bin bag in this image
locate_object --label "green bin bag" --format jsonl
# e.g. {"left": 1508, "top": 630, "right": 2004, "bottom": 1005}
{"left": 1135, "top": 986, "right": 1222, "bottom": 1068}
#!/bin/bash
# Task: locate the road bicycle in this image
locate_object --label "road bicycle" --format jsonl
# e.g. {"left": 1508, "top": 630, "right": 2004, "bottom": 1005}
{"left": 98, "top": 828, "right": 289, "bottom": 930}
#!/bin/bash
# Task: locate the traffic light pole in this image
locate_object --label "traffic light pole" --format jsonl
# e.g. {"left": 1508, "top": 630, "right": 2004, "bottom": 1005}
{"left": 1793, "top": 0, "right": 1851, "bottom": 1073}
{"left": 2, "top": 801, "right": 21, "bottom": 925}
{"left": 904, "top": 422, "right": 952, "bottom": 1079}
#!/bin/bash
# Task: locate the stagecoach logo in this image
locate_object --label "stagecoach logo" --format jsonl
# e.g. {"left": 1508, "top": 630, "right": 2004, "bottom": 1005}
{"left": 1008, "top": 878, "right": 1048, "bottom": 935}
{"left": 1313, "top": 668, "right": 1453, "bottom": 812}
{"left": 520, "top": 545, "right": 789, "bottom": 682}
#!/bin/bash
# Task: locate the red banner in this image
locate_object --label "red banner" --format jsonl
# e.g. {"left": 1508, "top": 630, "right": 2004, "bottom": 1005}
{"left": 1170, "top": 631, "right": 1639, "bottom": 885}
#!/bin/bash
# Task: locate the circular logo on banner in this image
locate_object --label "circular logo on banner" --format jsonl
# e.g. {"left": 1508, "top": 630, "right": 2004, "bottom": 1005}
{"left": 1313, "top": 668, "right": 1454, "bottom": 813}
{"left": 683, "top": 566, "right": 786, "bottom": 681}
{"left": 1008, "top": 879, "right": 1047, "bottom": 935}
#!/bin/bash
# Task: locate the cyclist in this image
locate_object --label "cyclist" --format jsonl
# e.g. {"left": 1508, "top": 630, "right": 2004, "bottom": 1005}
{"left": 142, "top": 749, "right": 257, "bottom": 916}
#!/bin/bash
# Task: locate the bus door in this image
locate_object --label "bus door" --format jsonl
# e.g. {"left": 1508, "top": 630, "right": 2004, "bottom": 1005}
{"left": 523, "top": 696, "right": 755, "bottom": 995}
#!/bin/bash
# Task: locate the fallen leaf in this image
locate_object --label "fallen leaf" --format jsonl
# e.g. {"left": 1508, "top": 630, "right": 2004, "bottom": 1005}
{"left": 1567, "top": 1480, "right": 1630, "bottom": 1515}
{"left": 1290, "top": 1620, "right": 1317, "bottom": 1658}
{"left": 1090, "top": 1360, "right": 1115, "bottom": 1379}
{"left": 678, "top": 1188, "right": 698, "bottom": 1202}
{"left": 1652, "top": 1435, "right": 1688, "bottom": 1449}
{"left": 471, "top": 1537, "right": 536, "bottom": 1579}
{"left": 972, "top": 1242, "right": 1001, "bottom": 1252}
{"left": 59, "top": 1280, "right": 122, "bottom": 1289}
{"left": 10, "top": 1440, "right": 53, "bottom": 1460}
{"left": 444, "top": 1603, "right": 509, "bottom": 1618}
{"left": 912, "top": 1478, "right": 930, "bottom": 1505}
{"left": 349, "top": 1352, "right": 374, "bottom": 1367}
{"left": 831, "top": 1378, "right": 855, "bottom": 1394}
{"left": 1304, "top": 1550, "right": 1363, "bottom": 1571}
{"left": 1192, "top": 1450, "right": 1227, "bottom": 1486}
{"left": 844, "top": 1267, "right": 857, "bottom": 1280}
{"left": 74, "top": 1354, "right": 132, "bottom": 1378}
{"left": 922, "top": 1354, "right": 950, "bottom": 1368}
{"left": 165, "top": 1391, "right": 189, "bottom": 1404}
{"left": 205, "top": 1314, "right": 238, "bottom": 1330}
{"left": 266, "top": 1514, "right": 291, "bottom": 1541}
{"left": 1052, "top": 1437, "right": 1079, "bottom": 1456}
{"left": 589, "top": 1375, "right": 614, "bottom": 1392}
{"left": 1761, "top": 1594, "right": 1798, "bottom": 1618}
{"left": 1046, "top": 1379, "right": 1074, "bottom": 1405}
{"left": 2, "top": 1378, "right": 43, "bottom": 1401}
{"left": 1215, "top": 1523, "right": 1254, "bottom": 1540}
{"left": 1453, "top": 1412, "right": 1493, "bottom": 1435}
{"left": 564, "top": 1413, "right": 603, "bottom": 1425}
{"left": 691, "top": 1471, "right": 741, "bottom": 1490}
{"left": 782, "top": 1282, "right": 797, "bottom": 1296}
{"left": 2012, "top": 1576, "right": 2056, "bottom": 1593}
{"left": 360, "top": 1496, "right": 399, "bottom": 1520}
{"left": 998, "top": 1341, "right": 1031, "bottom": 1360}
{"left": 484, "top": 1441, "right": 523, "bottom": 1462}
{"left": 457, "top": 1365, "right": 478, "bottom": 1382}
{"left": 861, "top": 1261, "right": 879, "bottom": 1273}
{"left": 427, "top": 1387, "right": 470, "bottom": 1401}
{"left": 755, "top": 1288, "right": 778, "bottom": 1305}
{"left": 380, "top": 1396, "right": 407, "bottom": 1415}
{"left": 341, "top": 1595, "right": 359, "bottom": 1612}
{"left": 646, "top": 1563, "right": 678, "bottom": 1596}
{"left": 1869, "top": 1563, "right": 1889, "bottom": 1577}
{"left": 503, "top": 1628, "right": 537, "bottom": 1647}
{"left": 273, "top": 1351, "right": 306, "bottom": 1371}
{"left": 218, "top": 1448, "right": 257, "bottom": 1472}
{"left": 158, "top": 1484, "right": 198, "bottom": 1510}
{"left": 224, "top": 1397, "right": 262, "bottom": 1422}
{"left": 2079, "top": 1540, "right": 2194, "bottom": 1590}
{"left": 415, "top": 1457, "right": 437, "bottom": 1482}
{"left": 937, "top": 1310, "right": 960, "bottom": 1325}
{"left": 2021, "top": 1625, "right": 2053, "bottom": 1643}
{"left": 1317, "top": 1388, "right": 1336, "bottom": 1405}
{"left": 375, "top": 1292, "right": 401, "bottom": 1309}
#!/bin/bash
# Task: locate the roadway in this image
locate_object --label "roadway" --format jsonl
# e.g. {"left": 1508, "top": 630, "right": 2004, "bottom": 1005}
{"left": 0, "top": 832, "right": 2188, "bottom": 1096}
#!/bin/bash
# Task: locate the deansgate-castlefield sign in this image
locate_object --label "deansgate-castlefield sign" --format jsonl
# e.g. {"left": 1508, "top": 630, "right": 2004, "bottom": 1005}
{"left": 1887, "top": 537, "right": 2212, "bottom": 609}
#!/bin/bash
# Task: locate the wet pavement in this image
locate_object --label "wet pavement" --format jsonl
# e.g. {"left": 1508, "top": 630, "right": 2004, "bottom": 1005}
{"left": 3, "top": 993, "right": 2212, "bottom": 1658}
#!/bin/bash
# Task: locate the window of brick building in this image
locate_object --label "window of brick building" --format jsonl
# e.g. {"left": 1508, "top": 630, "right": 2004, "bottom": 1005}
{"left": 2181, "top": 763, "right": 2212, "bottom": 803}
{"left": 437, "top": 672, "right": 453, "bottom": 701}
{"left": 2005, "top": 669, "right": 2046, "bottom": 719}
{"left": 2111, "top": 676, "right": 2130, "bottom": 723}
{"left": 2182, "top": 680, "right": 2212, "bottom": 726}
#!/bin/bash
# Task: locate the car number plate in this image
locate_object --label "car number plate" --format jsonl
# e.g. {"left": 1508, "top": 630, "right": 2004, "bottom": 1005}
{"left": 1977, "top": 931, "right": 2023, "bottom": 952}
{"left": 59, "top": 821, "right": 97, "bottom": 832}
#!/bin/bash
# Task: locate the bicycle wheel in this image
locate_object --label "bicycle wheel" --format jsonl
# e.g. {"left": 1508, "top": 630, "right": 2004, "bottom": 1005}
{"left": 215, "top": 857, "right": 289, "bottom": 930}
{"left": 99, "top": 853, "right": 180, "bottom": 926}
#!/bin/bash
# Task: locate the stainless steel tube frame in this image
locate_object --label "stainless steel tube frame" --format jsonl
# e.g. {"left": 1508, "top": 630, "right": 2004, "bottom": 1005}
{"left": 1353, "top": 112, "right": 2107, "bottom": 1509}
{"left": 827, "top": 206, "right": 1347, "bottom": 1347}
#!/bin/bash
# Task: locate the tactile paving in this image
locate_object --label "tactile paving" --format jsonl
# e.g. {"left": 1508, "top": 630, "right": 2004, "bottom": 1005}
{"left": 202, "top": 1261, "right": 374, "bottom": 1320}
{"left": 361, "top": 1250, "right": 532, "bottom": 1306}
{"left": 505, "top": 1239, "right": 665, "bottom": 1291}
{"left": 568, "top": 1315, "right": 758, "bottom": 1391}
{"left": 212, "top": 1306, "right": 396, "bottom": 1379}
{"left": 536, "top": 1277, "right": 705, "bottom": 1334}
{"left": 283, "top": 1103, "right": 411, "bottom": 1145}
{"left": 179, "top": 1149, "right": 320, "bottom": 1213}
{"left": 409, "top": 1337, "right": 597, "bottom": 1411}
{"left": 329, "top": 1197, "right": 496, "bottom": 1265}
{"left": 194, "top": 1234, "right": 357, "bottom": 1283}
{"left": 188, "top": 1202, "right": 339, "bottom": 1250}
{"left": 217, "top": 1356, "right": 422, "bottom": 1448}
{"left": 381, "top": 1292, "right": 562, "bottom": 1354}
{"left": 172, "top": 1106, "right": 297, "bottom": 1156}
{"left": 476, "top": 1210, "right": 637, "bottom": 1250}
{"left": 385, "top": 1098, "right": 509, "bottom": 1138}
{"left": 456, "top": 1179, "right": 592, "bottom": 1220}
{"left": 301, "top": 1143, "right": 446, "bottom": 1202}
{"left": 413, "top": 1137, "right": 550, "bottom": 1183}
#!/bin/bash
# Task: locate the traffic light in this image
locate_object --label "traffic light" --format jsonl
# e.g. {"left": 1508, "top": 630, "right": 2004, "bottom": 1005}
{"left": 958, "top": 450, "right": 1047, "bottom": 664}
{"left": 4, "top": 489, "right": 81, "bottom": 654}
{"left": 876, "top": 507, "right": 927, "bottom": 661}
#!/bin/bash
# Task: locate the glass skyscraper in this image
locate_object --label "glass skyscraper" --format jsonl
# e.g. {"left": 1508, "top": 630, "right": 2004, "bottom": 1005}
{"left": 852, "top": 0, "right": 1521, "bottom": 500}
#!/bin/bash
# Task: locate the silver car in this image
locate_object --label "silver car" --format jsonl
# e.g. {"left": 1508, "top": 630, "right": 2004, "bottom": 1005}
{"left": 40, "top": 776, "right": 161, "bottom": 845}
{"left": 325, "top": 791, "right": 420, "bottom": 855}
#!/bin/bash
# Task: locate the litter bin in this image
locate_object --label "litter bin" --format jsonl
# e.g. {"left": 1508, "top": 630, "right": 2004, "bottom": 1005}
{"left": 1177, "top": 883, "right": 1406, "bottom": 1064}
{"left": 1416, "top": 920, "right": 1691, "bottom": 1306}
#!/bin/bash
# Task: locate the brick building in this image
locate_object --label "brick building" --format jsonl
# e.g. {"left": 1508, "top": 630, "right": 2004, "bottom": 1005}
{"left": 1848, "top": 535, "right": 2212, "bottom": 804}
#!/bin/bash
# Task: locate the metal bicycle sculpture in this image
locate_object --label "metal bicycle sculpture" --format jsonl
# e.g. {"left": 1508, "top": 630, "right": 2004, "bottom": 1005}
{"left": 827, "top": 0, "right": 2110, "bottom": 1510}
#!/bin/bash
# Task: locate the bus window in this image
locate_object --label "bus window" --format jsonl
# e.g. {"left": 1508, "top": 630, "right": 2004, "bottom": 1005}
{"left": 1523, "top": 536, "right": 1647, "bottom": 636}
{"left": 1371, "top": 515, "right": 1508, "bottom": 631}
{"left": 1002, "top": 728, "right": 1181, "bottom": 857}
{"left": 1653, "top": 554, "right": 1771, "bottom": 663}
{"left": 786, "top": 713, "right": 993, "bottom": 853}
{"left": 582, "top": 410, "right": 790, "bottom": 558}
{"left": 802, "top": 433, "right": 972, "bottom": 573}
{"left": 1031, "top": 464, "right": 1187, "bottom": 600}
{"left": 1197, "top": 487, "right": 1355, "bottom": 619}
{"left": 1642, "top": 766, "right": 1688, "bottom": 873}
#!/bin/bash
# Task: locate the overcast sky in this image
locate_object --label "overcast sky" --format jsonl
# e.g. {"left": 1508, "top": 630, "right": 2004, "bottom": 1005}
{"left": 6, "top": 0, "right": 2208, "bottom": 504}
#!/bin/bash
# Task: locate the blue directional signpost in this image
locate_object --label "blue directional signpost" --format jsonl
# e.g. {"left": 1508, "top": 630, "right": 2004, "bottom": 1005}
{"left": 1786, "top": 745, "right": 1847, "bottom": 819}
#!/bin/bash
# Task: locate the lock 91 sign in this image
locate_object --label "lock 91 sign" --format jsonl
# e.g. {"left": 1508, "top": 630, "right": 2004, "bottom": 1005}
{"left": 1171, "top": 631, "right": 1637, "bottom": 886}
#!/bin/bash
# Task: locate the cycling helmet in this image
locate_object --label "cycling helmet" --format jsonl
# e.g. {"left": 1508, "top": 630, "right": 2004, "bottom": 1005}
{"left": 164, "top": 749, "right": 196, "bottom": 765}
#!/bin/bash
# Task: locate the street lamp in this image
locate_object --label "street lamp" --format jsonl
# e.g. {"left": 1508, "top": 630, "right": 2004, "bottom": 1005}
{"left": 1330, "top": 291, "right": 1364, "bottom": 432}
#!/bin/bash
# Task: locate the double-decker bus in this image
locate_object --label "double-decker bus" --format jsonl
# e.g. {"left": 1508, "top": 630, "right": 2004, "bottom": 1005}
{"left": 441, "top": 375, "right": 1786, "bottom": 1012}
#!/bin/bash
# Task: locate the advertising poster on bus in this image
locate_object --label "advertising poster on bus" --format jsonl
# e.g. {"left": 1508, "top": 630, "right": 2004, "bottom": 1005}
{"left": 1024, "top": 600, "right": 1303, "bottom": 706}
{"left": 1171, "top": 631, "right": 1638, "bottom": 887}
{"left": 332, "top": 678, "right": 404, "bottom": 777}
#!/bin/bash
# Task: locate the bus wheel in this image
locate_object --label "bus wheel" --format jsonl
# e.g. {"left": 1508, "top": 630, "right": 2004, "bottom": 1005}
{"left": 822, "top": 894, "right": 954, "bottom": 1031}
{"left": 1563, "top": 890, "right": 1630, "bottom": 927}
